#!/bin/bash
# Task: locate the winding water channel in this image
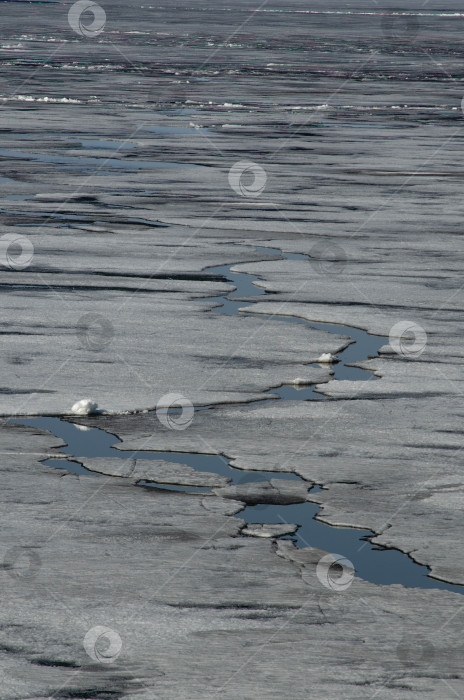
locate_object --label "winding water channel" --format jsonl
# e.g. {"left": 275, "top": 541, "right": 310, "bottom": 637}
{"left": 11, "top": 245, "right": 464, "bottom": 595}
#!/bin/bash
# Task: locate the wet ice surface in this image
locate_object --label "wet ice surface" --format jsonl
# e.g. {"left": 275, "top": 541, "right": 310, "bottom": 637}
{"left": 13, "top": 415, "right": 464, "bottom": 595}
{"left": 209, "top": 245, "right": 387, "bottom": 396}
{"left": 5, "top": 241, "right": 457, "bottom": 592}
{"left": 0, "top": 147, "right": 195, "bottom": 171}
{"left": 3, "top": 1, "right": 464, "bottom": 696}
{"left": 244, "top": 500, "right": 464, "bottom": 591}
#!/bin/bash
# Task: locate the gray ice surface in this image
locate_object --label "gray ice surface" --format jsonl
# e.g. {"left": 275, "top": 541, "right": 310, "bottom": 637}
{"left": 1, "top": 421, "right": 464, "bottom": 700}
{"left": 1, "top": 0, "right": 464, "bottom": 697}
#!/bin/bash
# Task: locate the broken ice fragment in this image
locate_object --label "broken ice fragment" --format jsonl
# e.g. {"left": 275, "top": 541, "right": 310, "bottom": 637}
{"left": 317, "top": 353, "right": 338, "bottom": 364}
{"left": 290, "top": 377, "right": 312, "bottom": 385}
{"left": 242, "top": 523, "right": 298, "bottom": 538}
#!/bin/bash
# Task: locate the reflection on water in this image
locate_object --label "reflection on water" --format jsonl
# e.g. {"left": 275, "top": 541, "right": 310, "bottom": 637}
{"left": 11, "top": 416, "right": 464, "bottom": 594}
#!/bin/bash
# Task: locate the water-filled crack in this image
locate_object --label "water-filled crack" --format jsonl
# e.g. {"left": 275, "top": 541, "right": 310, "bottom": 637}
{"left": 9, "top": 244, "right": 464, "bottom": 594}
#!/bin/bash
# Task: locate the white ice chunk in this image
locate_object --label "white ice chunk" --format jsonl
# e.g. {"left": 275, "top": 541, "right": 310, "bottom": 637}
{"left": 71, "top": 399, "right": 98, "bottom": 416}
{"left": 242, "top": 523, "right": 298, "bottom": 538}
{"left": 317, "top": 353, "right": 337, "bottom": 364}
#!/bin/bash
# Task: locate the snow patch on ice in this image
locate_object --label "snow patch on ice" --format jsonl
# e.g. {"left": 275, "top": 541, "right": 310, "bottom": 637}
{"left": 0, "top": 95, "right": 81, "bottom": 104}
{"left": 71, "top": 399, "right": 98, "bottom": 416}
{"left": 317, "top": 353, "right": 337, "bottom": 364}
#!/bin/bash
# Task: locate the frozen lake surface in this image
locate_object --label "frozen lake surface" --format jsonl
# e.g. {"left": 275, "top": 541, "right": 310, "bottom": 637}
{"left": 9, "top": 242, "right": 463, "bottom": 594}
{"left": 14, "top": 414, "right": 464, "bottom": 596}
{"left": 2, "top": 0, "right": 464, "bottom": 697}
